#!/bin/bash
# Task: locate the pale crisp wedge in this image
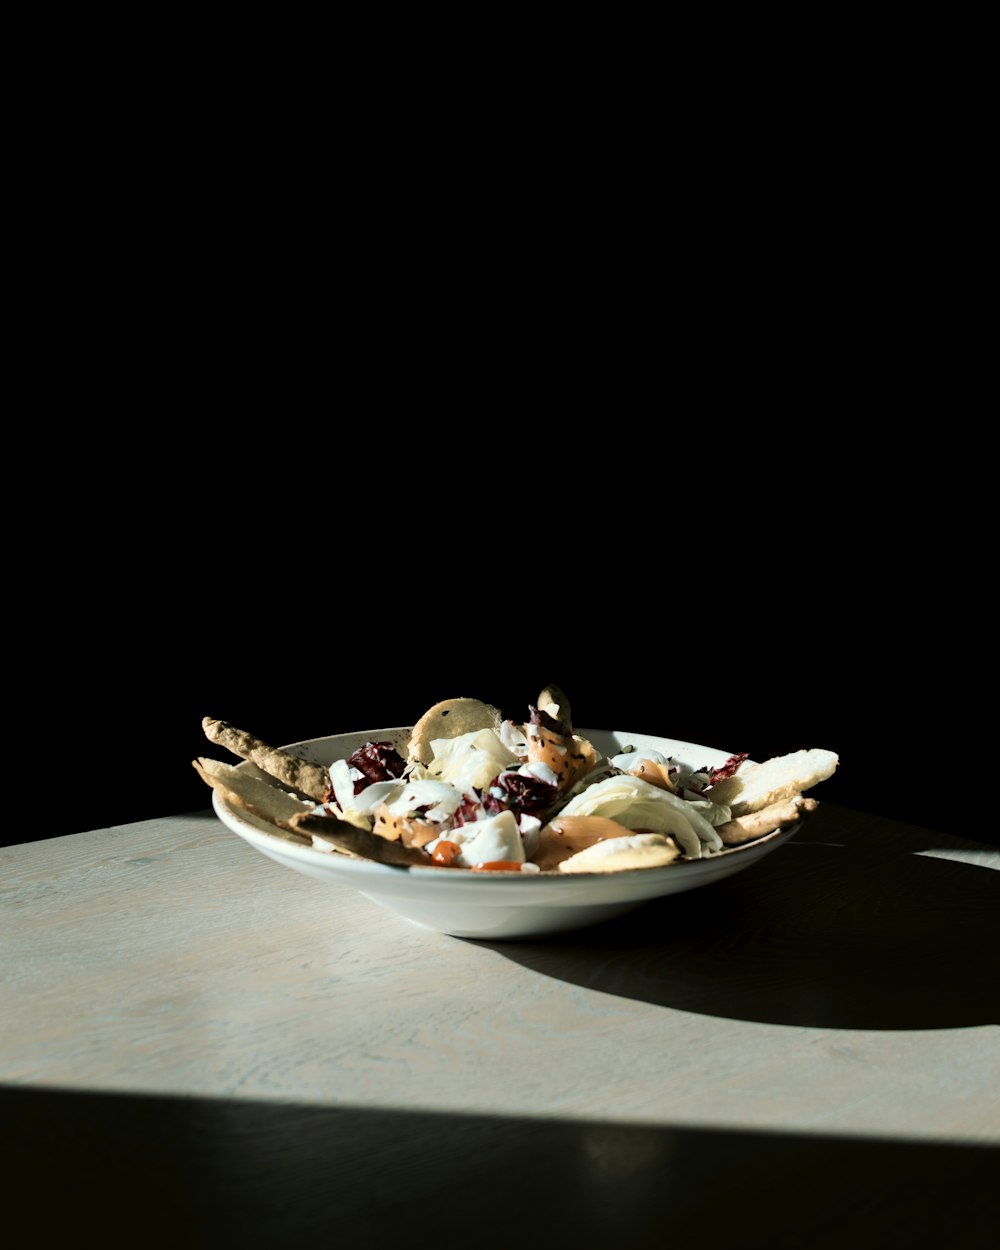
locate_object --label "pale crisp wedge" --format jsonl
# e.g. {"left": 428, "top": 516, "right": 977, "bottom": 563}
{"left": 192, "top": 757, "right": 315, "bottom": 841}
{"left": 708, "top": 748, "right": 838, "bottom": 816}
{"left": 717, "top": 794, "right": 818, "bottom": 845}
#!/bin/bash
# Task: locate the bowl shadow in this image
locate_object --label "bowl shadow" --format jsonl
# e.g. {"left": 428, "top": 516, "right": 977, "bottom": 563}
{"left": 474, "top": 814, "right": 1000, "bottom": 1031}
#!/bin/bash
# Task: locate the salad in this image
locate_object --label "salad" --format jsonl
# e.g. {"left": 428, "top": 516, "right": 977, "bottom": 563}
{"left": 194, "top": 685, "right": 838, "bottom": 874}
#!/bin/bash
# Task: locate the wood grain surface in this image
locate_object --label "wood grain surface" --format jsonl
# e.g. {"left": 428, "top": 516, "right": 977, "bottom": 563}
{"left": 2, "top": 803, "right": 998, "bottom": 1247}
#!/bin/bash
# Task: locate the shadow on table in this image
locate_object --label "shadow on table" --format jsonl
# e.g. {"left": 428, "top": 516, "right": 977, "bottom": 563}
{"left": 1, "top": 1085, "right": 995, "bottom": 1249}
{"left": 478, "top": 809, "right": 1000, "bottom": 1031}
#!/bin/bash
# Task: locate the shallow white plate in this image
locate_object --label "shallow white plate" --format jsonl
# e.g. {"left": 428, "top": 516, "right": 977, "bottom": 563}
{"left": 211, "top": 727, "right": 802, "bottom": 940}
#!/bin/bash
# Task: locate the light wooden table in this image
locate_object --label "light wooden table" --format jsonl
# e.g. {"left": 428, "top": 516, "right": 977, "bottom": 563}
{"left": 2, "top": 803, "right": 997, "bottom": 1248}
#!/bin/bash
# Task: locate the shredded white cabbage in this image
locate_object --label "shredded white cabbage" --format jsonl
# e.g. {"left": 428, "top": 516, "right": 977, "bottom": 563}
{"left": 386, "top": 779, "right": 466, "bottom": 823}
{"left": 557, "top": 775, "right": 723, "bottom": 858}
{"left": 685, "top": 798, "right": 732, "bottom": 827}
{"left": 427, "top": 728, "right": 520, "bottom": 791}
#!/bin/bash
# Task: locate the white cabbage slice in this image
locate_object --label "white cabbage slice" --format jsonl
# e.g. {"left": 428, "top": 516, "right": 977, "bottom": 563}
{"left": 385, "top": 779, "right": 466, "bottom": 823}
{"left": 427, "top": 728, "right": 520, "bottom": 791}
{"left": 685, "top": 798, "right": 732, "bottom": 827}
{"left": 557, "top": 774, "right": 723, "bottom": 858}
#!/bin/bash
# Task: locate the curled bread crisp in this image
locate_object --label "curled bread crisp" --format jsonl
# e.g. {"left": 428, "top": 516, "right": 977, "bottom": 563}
{"left": 717, "top": 794, "right": 818, "bottom": 845}
{"left": 526, "top": 681, "right": 598, "bottom": 792}
{"left": 536, "top": 683, "right": 572, "bottom": 728}
{"left": 202, "top": 717, "right": 330, "bottom": 801}
{"left": 527, "top": 724, "right": 598, "bottom": 791}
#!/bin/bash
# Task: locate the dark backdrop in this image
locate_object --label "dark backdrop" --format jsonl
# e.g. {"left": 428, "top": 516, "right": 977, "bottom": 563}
{"left": 10, "top": 444, "right": 979, "bottom": 849}
{"left": 13, "top": 191, "right": 986, "bottom": 851}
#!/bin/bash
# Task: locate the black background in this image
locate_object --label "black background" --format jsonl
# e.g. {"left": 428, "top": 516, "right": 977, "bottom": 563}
{"left": 12, "top": 88, "right": 987, "bottom": 851}
{"left": 10, "top": 424, "right": 981, "bottom": 850}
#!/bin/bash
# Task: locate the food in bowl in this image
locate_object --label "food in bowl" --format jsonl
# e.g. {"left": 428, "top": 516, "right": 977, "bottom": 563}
{"left": 193, "top": 685, "right": 838, "bottom": 875}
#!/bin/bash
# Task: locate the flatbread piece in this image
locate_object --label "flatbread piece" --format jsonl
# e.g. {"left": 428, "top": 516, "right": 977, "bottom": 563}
{"left": 407, "top": 697, "right": 502, "bottom": 765}
{"left": 708, "top": 748, "right": 838, "bottom": 816}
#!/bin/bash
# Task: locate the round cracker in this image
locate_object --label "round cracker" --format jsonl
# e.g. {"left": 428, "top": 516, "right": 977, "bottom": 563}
{"left": 406, "top": 697, "right": 503, "bottom": 764}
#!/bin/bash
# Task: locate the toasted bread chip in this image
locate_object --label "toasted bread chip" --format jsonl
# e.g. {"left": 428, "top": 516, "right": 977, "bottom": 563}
{"left": 707, "top": 748, "right": 838, "bottom": 816}
{"left": 192, "top": 758, "right": 315, "bottom": 843}
{"left": 202, "top": 716, "right": 330, "bottom": 801}
{"left": 717, "top": 794, "right": 818, "bottom": 846}
{"left": 406, "top": 697, "right": 502, "bottom": 765}
{"left": 288, "top": 812, "right": 433, "bottom": 866}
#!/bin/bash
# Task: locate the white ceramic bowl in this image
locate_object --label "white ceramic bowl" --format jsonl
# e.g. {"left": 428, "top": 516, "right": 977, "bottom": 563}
{"left": 211, "top": 726, "right": 802, "bottom": 940}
